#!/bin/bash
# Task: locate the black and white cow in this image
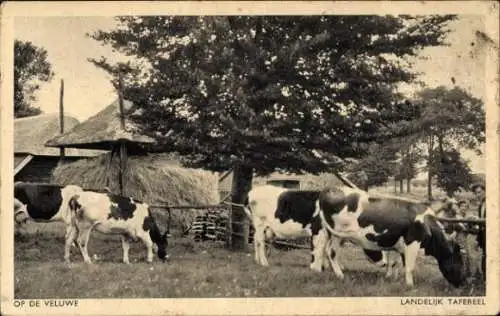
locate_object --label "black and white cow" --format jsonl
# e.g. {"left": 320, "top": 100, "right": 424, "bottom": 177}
{"left": 246, "top": 185, "right": 394, "bottom": 278}
{"left": 14, "top": 182, "right": 84, "bottom": 262}
{"left": 68, "top": 191, "right": 168, "bottom": 264}
{"left": 317, "top": 187, "right": 468, "bottom": 287}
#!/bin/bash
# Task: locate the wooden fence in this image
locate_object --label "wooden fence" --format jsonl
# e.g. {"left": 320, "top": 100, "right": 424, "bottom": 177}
{"left": 151, "top": 202, "right": 312, "bottom": 250}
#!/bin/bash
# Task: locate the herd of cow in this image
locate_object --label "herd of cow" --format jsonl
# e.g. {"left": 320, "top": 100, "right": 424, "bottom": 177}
{"left": 14, "top": 181, "right": 474, "bottom": 289}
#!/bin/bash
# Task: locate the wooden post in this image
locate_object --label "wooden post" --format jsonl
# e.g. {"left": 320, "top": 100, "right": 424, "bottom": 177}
{"left": 118, "top": 74, "right": 125, "bottom": 130}
{"left": 105, "top": 145, "right": 116, "bottom": 190}
{"left": 117, "top": 72, "right": 127, "bottom": 196}
{"left": 230, "top": 165, "right": 252, "bottom": 251}
{"left": 59, "top": 79, "right": 65, "bottom": 161}
{"left": 119, "top": 141, "right": 127, "bottom": 196}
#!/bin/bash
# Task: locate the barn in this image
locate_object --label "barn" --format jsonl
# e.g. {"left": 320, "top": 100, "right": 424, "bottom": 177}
{"left": 14, "top": 113, "right": 101, "bottom": 182}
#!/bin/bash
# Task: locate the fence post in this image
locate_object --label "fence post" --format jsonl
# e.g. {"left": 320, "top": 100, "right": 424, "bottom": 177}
{"left": 225, "top": 207, "right": 232, "bottom": 249}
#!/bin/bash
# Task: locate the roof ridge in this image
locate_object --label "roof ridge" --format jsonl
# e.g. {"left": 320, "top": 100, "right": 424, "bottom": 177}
{"left": 15, "top": 113, "right": 79, "bottom": 122}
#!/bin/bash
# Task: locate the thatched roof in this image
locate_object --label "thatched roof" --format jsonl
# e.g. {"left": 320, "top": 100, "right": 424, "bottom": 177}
{"left": 45, "top": 99, "right": 155, "bottom": 152}
{"left": 15, "top": 114, "right": 102, "bottom": 157}
{"left": 51, "top": 153, "right": 219, "bottom": 232}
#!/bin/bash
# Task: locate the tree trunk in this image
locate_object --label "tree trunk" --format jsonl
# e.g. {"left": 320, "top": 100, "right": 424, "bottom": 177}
{"left": 406, "top": 146, "right": 412, "bottom": 193}
{"left": 230, "top": 164, "right": 253, "bottom": 251}
{"left": 394, "top": 178, "right": 397, "bottom": 193}
{"left": 427, "top": 135, "right": 434, "bottom": 201}
{"left": 427, "top": 170, "right": 433, "bottom": 201}
{"left": 399, "top": 179, "right": 403, "bottom": 193}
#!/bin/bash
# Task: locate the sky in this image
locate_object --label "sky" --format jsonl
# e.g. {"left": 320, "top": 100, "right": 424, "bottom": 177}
{"left": 14, "top": 15, "right": 486, "bottom": 174}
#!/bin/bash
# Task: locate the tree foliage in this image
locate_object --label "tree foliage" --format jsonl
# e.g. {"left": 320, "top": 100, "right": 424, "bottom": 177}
{"left": 414, "top": 86, "right": 485, "bottom": 154}
{"left": 410, "top": 86, "right": 484, "bottom": 198}
{"left": 88, "top": 15, "right": 456, "bottom": 175}
{"left": 14, "top": 40, "right": 54, "bottom": 118}
{"left": 430, "top": 148, "right": 473, "bottom": 196}
{"left": 346, "top": 142, "right": 398, "bottom": 189}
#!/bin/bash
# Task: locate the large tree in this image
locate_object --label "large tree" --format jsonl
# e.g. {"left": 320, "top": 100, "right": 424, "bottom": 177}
{"left": 89, "top": 15, "right": 455, "bottom": 249}
{"left": 14, "top": 40, "right": 54, "bottom": 118}
{"left": 412, "top": 86, "right": 484, "bottom": 199}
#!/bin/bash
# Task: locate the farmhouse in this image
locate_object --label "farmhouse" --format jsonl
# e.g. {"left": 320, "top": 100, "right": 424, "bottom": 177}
{"left": 219, "top": 169, "right": 353, "bottom": 200}
{"left": 14, "top": 114, "right": 101, "bottom": 182}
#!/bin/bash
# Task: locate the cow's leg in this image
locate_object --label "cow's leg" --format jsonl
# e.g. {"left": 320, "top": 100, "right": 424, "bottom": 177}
{"left": 325, "top": 235, "right": 344, "bottom": 279}
{"left": 258, "top": 230, "right": 269, "bottom": 267}
{"left": 385, "top": 252, "right": 394, "bottom": 278}
{"left": 121, "top": 235, "right": 131, "bottom": 264}
{"left": 64, "top": 224, "right": 78, "bottom": 263}
{"left": 253, "top": 226, "right": 261, "bottom": 265}
{"left": 137, "top": 231, "right": 154, "bottom": 263}
{"left": 254, "top": 226, "right": 268, "bottom": 266}
{"left": 76, "top": 230, "right": 92, "bottom": 264}
{"left": 385, "top": 251, "right": 401, "bottom": 279}
{"left": 376, "top": 251, "right": 388, "bottom": 267}
{"left": 404, "top": 241, "right": 421, "bottom": 286}
{"left": 310, "top": 228, "right": 327, "bottom": 272}
{"left": 76, "top": 224, "right": 94, "bottom": 264}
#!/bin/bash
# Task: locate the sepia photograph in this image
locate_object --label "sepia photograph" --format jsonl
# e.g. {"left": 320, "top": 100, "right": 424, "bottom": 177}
{"left": 1, "top": 1, "right": 498, "bottom": 315}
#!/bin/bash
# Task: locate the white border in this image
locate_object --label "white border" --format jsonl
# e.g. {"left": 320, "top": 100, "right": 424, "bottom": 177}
{"left": 1, "top": 2, "right": 499, "bottom": 315}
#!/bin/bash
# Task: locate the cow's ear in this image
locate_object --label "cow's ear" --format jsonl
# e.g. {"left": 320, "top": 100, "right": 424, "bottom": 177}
{"left": 69, "top": 195, "right": 81, "bottom": 211}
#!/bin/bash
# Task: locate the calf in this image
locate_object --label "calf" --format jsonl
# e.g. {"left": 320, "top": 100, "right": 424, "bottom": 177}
{"left": 317, "top": 187, "right": 467, "bottom": 287}
{"left": 14, "top": 182, "right": 84, "bottom": 262}
{"left": 68, "top": 191, "right": 168, "bottom": 264}
{"left": 247, "top": 185, "right": 394, "bottom": 277}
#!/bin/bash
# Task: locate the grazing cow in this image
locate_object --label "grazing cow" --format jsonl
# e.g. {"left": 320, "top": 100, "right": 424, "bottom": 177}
{"left": 246, "top": 185, "right": 394, "bottom": 277}
{"left": 317, "top": 187, "right": 467, "bottom": 287}
{"left": 68, "top": 191, "right": 168, "bottom": 264}
{"left": 14, "top": 182, "right": 84, "bottom": 261}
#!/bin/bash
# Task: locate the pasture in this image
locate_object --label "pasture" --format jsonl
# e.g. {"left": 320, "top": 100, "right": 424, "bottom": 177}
{"left": 15, "top": 222, "right": 485, "bottom": 299}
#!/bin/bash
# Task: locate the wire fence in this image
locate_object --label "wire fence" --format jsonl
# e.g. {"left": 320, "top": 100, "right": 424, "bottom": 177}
{"left": 150, "top": 201, "right": 313, "bottom": 250}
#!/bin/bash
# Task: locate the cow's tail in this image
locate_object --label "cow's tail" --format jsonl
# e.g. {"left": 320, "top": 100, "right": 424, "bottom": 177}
{"left": 318, "top": 208, "right": 337, "bottom": 236}
{"left": 243, "top": 202, "right": 253, "bottom": 220}
{"left": 65, "top": 195, "right": 81, "bottom": 229}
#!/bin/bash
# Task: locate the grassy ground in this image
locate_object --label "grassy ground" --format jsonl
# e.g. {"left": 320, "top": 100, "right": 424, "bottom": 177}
{"left": 14, "top": 223, "right": 485, "bottom": 299}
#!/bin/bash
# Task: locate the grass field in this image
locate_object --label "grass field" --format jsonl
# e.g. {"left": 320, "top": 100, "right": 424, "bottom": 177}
{"left": 14, "top": 223, "right": 485, "bottom": 299}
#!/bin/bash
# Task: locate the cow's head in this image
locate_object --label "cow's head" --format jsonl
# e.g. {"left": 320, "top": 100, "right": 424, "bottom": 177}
{"left": 14, "top": 198, "right": 29, "bottom": 224}
{"left": 438, "top": 241, "right": 468, "bottom": 288}
{"left": 155, "top": 231, "right": 169, "bottom": 262}
{"left": 143, "top": 210, "right": 169, "bottom": 262}
{"left": 422, "top": 214, "right": 467, "bottom": 287}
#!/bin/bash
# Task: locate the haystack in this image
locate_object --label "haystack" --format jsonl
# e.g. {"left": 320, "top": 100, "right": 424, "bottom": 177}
{"left": 51, "top": 153, "right": 219, "bottom": 232}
